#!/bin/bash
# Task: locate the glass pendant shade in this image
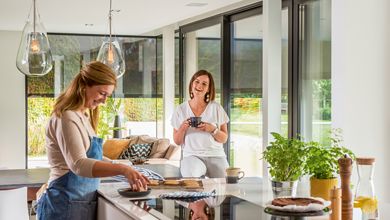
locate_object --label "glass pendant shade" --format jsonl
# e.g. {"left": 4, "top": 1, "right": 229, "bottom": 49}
{"left": 16, "top": 0, "right": 53, "bottom": 76}
{"left": 97, "top": 38, "right": 126, "bottom": 78}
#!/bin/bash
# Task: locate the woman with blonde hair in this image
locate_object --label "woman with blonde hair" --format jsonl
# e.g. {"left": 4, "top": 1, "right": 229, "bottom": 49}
{"left": 37, "top": 61, "right": 149, "bottom": 220}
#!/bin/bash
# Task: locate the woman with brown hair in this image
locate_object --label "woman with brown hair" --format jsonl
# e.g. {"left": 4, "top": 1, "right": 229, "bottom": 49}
{"left": 36, "top": 61, "right": 149, "bottom": 220}
{"left": 171, "top": 70, "right": 229, "bottom": 178}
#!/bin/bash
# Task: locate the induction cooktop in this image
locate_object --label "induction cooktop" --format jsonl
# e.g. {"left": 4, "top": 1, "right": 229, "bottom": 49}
{"left": 130, "top": 195, "right": 268, "bottom": 220}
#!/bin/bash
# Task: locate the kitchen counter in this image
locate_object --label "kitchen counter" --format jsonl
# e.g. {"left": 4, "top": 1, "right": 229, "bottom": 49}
{"left": 0, "top": 168, "right": 49, "bottom": 189}
{"left": 97, "top": 177, "right": 277, "bottom": 220}
{"left": 97, "top": 177, "right": 390, "bottom": 220}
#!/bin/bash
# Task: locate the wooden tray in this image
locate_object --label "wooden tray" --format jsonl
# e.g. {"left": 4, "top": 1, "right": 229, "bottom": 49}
{"left": 149, "top": 179, "right": 203, "bottom": 190}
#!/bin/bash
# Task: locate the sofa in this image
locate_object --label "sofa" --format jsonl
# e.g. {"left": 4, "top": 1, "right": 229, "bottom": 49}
{"left": 102, "top": 135, "right": 181, "bottom": 166}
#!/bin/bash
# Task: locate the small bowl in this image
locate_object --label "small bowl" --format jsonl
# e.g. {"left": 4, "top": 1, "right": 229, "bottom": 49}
{"left": 117, "top": 187, "right": 152, "bottom": 198}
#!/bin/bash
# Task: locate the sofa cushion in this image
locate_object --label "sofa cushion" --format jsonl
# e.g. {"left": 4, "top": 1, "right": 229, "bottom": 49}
{"left": 103, "top": 139, "right": 131, "bottom": 159}
{"left": 136, "top": 135, "right": 159, "bottom": 145}
{"left": 164, "top": 144, "right": 181, "bottom": 160}
{"left": 125, "top": 135, "right": 145, "bottom": 146}
{"left": 119, "top": 143, "right": 152, "bottom": 159}
{"left": 149, "top": 138, "right": 170, "bottom": 158}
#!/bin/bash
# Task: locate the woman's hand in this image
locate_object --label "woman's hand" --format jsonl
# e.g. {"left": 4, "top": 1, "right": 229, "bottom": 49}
{"left": 196, "top": 122, "right": 217, "bottom": 133}
{"left": 180, "top": 118, "right": 191, "bottom": 131}
{"left": 173, "top": 119, "right": 191, "bottom": 145}
{"left": 123, "top": 166, "right": 150, "bottom": 191}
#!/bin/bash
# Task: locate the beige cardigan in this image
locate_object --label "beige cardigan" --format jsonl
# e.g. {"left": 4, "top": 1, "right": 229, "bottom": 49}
{"left": 45, "top": 110, "right": 98, "bottom": 183}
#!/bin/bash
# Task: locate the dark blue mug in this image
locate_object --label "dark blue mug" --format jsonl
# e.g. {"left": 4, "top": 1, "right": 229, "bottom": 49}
{"left": 189, "top": 117, "right": 202, "bottom": 128}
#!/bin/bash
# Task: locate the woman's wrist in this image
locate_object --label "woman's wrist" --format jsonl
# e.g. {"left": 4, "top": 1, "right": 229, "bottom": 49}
{"left": 211, "top": 127, "right": 219, "bottom": 136}
{"left": 118, "top": 163, "right": 130, "bottom": 175}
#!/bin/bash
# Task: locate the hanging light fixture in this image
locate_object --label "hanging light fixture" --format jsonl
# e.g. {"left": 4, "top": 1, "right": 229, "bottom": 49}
{"left": 97, "top": 0, "right": 126, "bottom": 78}
{"left": 16, "top": 0, "right": 53, "bottom": 76}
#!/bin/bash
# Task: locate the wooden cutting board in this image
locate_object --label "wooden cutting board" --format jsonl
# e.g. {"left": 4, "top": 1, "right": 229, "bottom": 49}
{"left": 149, "top": 179, "right": 203, "bottom": 190}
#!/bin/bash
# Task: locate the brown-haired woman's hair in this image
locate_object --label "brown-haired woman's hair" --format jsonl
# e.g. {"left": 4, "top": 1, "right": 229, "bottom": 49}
{"left": 188, "top": 70, "right": 215, "bottom": 103}
{"left": 53, "top": 61, "right": 117, "bottom": 131}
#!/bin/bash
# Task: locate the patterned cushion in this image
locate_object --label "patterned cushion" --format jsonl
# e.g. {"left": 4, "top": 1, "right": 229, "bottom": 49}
{"left": 119, "top": 143, "right": 152, "bottom": 159}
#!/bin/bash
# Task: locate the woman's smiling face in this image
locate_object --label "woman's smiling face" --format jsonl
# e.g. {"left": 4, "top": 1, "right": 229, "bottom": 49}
{"left": 191, "top": 75, "right": 210, "bottom": 98}
{"left": 84, "top": 84, "right": 115, "bottom": 110}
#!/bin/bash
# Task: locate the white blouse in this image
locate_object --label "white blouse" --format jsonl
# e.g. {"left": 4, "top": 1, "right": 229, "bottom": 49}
{"left": 171, "top": 101, "right": 229, "bottom": 157}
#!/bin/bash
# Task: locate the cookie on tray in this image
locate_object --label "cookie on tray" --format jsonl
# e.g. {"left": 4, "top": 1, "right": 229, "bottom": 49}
{"left": 149, "top": 179, "right": 160, "bottom": 186}
{"left": 182, "top": 179, "right": 200, "bottom": 188}
{"left": 163, "top": 180, "right": 181, "bottom": 185}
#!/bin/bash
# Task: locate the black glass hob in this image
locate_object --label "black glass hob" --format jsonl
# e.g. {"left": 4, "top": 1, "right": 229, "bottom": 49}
{"left": 130, "top": 195, "right": 268, "bottom": 220}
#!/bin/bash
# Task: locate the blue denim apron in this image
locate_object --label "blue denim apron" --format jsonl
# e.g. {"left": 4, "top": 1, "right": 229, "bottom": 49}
{"left": 37, "top": 136, "right": 103, "bottom": 220}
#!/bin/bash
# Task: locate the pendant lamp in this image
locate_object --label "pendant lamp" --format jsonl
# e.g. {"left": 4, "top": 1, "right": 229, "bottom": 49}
{"left": 97, "top": 0, "right": 126, "bottom": 78}
{"left": 16, "top": 0, "right": 53, "bottom": 77}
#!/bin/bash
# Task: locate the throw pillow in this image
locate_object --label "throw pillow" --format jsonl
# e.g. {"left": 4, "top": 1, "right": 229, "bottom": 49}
{"left": 103, "top": 139, "right": 131, "bottom": 159}
{"left": 164, "top": 144, "right": 181, "bottom": 160}
{"left": 149, "top": 138, "right": 170, "bottom": 158}
{"left": 137, "top": 135, "right": 159, "bottom": 145}
{"left": 119, "top": 143, "right": 152, "bottom": 159}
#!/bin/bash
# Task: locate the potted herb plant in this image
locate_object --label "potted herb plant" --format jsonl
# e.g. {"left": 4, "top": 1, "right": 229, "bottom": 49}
{"left": 262, "top": 132, "right": 307, "bottom": 198}
{"left": 305, "top": 130, "right": 355, "bottom": 200}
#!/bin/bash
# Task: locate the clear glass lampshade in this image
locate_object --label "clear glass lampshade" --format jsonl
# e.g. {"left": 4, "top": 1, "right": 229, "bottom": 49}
{"left": 97, "top": 38, "right": 126, "bottom": 78}
{"left": 16, "top": 3, "right": 53, "bottom": 76}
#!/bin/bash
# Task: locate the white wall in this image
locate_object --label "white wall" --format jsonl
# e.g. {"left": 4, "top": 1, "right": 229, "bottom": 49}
{"left": 332, "top": 0, "right": 390, "bottom": 201}
{"left": 0, "top": 30, "right": 26, "bottom": 169}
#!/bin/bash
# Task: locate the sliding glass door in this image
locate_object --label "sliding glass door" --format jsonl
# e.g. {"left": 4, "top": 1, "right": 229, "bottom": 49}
{"left": 179, "top": 3, "right": 289, "bottom": 178}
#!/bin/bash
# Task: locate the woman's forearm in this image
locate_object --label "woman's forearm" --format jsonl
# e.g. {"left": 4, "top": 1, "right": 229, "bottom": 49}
{"left": 212, "top": 123, "right": 228, "bottom": 143}
{"left": 91, "top": 160, "right": 128, "bottom": 177}
{"left": 173, "top": 128, "right": 186, "bottom": 145}
{"left": 212, "top": 130, "right": 228, "bottom": 143}
{"left": 92, "top": 161, "right": 150, "bottom": 191}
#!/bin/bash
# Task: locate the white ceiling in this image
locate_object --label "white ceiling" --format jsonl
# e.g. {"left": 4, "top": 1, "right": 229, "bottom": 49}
{"left": 0, "top": 0, "right": 247, "bottom": 35}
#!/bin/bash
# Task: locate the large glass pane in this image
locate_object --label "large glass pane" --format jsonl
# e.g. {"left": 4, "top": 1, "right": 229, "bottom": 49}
{"left": 281, "top": 8, "right": 289, "bottom": 138}
{"left": 230, "top": 14, "right": 263, "bottom": 177}
{"left": 229, "top": 8, "right": 288, "bottom": 177}
{"left": 299, "top": 0, "right": 331, "bottom": 145}
{"left": 156, "top": 36, "right": 164, "bottom": 138}
{"left": 174, "top": 32, "right": 180, "bottom": 106}
{"left": 183, "top": 24, "right": 221, "bottom": 103}
{"left": 27, "top": 34, "right": 160, "bottom": 168}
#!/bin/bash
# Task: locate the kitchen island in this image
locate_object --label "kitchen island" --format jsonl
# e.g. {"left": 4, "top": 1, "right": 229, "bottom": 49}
{"left": 98, "top": 177, "right": 390, "bottom": 220}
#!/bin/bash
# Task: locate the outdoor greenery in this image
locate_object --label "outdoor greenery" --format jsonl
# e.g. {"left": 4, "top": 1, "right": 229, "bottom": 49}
{"left": 27, "top": 97, "right": 163, "bottom": 156}
{"left": 28, "top": 97, "right": 55, "bottom": 156}
{"left": 313, "top": 80, "right": 331, "bottom": 121}
{"left": 98, "top": 97, "right": 124, "bottom": 139}
{"left": 262, "top": 132, "right": 307, "bottom": 181}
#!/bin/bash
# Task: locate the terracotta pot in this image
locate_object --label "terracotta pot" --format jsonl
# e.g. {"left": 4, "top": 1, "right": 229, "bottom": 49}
{"left": 310, "top": 177, "right": 338, "bottom": 200}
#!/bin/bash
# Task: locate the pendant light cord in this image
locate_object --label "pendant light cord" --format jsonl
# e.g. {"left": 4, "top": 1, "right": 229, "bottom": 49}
{"left": 109, "top": 0, "right": 112, "bottom": 42}
{"left": 33, "top": 0, "right": 36, "bottom": 33}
